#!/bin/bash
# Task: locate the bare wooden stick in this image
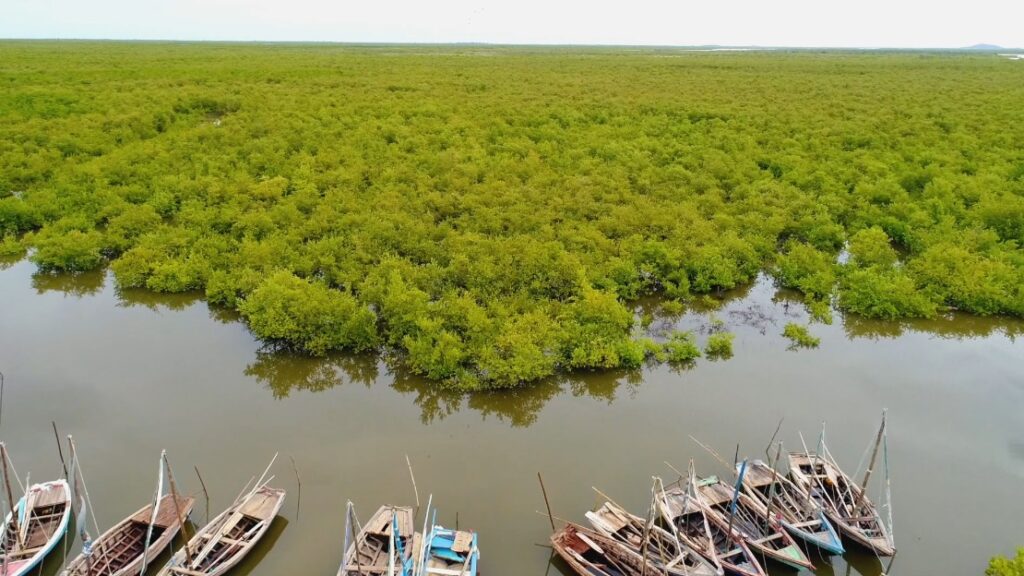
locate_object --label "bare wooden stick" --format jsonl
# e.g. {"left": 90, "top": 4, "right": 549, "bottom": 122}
{"left": 538, "top": 472, "right": 556, "bottom": 533}
{"left": 194, "top": 465, "right": 211, "bottom": 524}
{"left": 688, "top": 436, "right": 735, "bottom": 479}
{"left": 534, "top": 510, "right": 573, "bottom": 527}
{"left": 664, "top": 461, "right": 686, "bottom": 482}
{"left": 764, "top": 418, "right": 784, "bottom": 460}
{"left": 290, "top": 456, "right": 302, "bottom": 521}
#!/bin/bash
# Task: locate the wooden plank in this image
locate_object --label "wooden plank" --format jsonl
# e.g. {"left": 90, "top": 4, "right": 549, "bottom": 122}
{"left": 131, "top": 495, "right": 196, "bottom": 528}
{"left": 31, "top": 484, "right": 67, "bottom": 509}
{"left": 238, "top": 490, "right": 281, "bottom": 520}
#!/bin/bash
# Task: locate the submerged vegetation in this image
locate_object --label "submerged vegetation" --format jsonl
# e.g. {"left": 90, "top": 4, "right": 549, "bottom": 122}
{"left": 782, "top": 323, "right": 820, "bottom": 349}
{"left": 704, "top": 333, "right": 735, "bottom": 360}
{"left": 1, "top": 42, "right": 1023, "bottom": 387}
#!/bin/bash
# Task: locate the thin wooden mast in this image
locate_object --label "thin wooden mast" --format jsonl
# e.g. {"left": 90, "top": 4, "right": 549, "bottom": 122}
{"left": 163, "top": 453, "right": 194, "bottom": 563}
{"left": 0, "top": 444, "right": 23, "bottom": 551}
{"left": 857, "top": 410, "right": 887, "bottom": 509}
{"left": 763, "top": 442, "right": 783, "bottom": 529}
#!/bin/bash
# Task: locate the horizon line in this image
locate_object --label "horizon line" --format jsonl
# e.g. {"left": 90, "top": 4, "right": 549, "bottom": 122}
{"left": 1, "top": 37, "right": 1022, "bottom": 52}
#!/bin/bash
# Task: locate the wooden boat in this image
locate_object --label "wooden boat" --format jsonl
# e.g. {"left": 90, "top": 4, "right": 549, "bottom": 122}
{"left": 586, "top": 501, "right": 721, "bottom": 576}
{"left": 0, "top": 479, "right": 72, "bottom": 576}
{"left": 737, "top": 459, "right": 844, "bottom": 555}
{"left": 419, "top": 523, "right": 478, "bottom": 576}
{"left": 659, "top": 481, "right": 765, "bottom": 576}
{"left": 338, "top": 506, "right": 415, "bottom": 576}
{"left": 693, "top": 475, "right": 814, "bottom": 571}
{"left": 787, "top": 451, "right": 895, "bottom": 556}
{"left": 62, "top": 494, "right": 195, "bottom": 576}
{"left": 551, "top": 522, "right": 651, "bottom": 576}
{"left": 156, "top": 485, "right": 285, "bottom": 576}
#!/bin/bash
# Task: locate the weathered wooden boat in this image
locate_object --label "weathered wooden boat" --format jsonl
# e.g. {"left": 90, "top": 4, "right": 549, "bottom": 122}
{"left": 586, "top": 501, "right": 721, "bottom": 576}
{"left": 551, "top": 522, "right": 651, "bottom": 576}
{"left": 338, "top": 505, "right": 415, "bottom": 576}
{"left": 737, "top": 459, "right": 844, "bottom": 556}
{"left": 659, "top": 480, "right": 765, "bottom": 576}
{"left": 62, "top": 494, "right": 195, "bottom": 576}
{"left": 0, "top": 479, "right": 72, "bottom": 576}
{"left": 156, "top": 484, "right": 285, "bottom": 576}
{"left": 787, "top": 451, "right": 895, "bottom": 557}
{"left": 419, "top": 523, "right": 478, "bottom": 576}
{"left": 693, "top": 475, "right": 814, "bottom": 571}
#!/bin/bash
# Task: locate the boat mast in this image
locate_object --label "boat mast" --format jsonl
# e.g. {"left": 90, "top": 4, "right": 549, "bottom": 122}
{"left": 857, "top": 410, "right": 887, "bottom": 509}
{"left": 0, "top": 444, "right": 23, "bottom": 551}
{"left": 763, "top": 442, "right": 783, "bottom": 529}
{"left": 164, "top": 453, "right": 194, "bottom": 563}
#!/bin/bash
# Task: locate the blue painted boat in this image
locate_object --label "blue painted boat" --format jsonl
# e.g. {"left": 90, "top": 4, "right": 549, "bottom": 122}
{"left": 737, "top": 459, "right": 845, "bottom": 556}
{"left": 0, "top": 479, "right": 72, "bottom": 576}
{"left": 418, "top": 513, "right": 478, "bottom": 576}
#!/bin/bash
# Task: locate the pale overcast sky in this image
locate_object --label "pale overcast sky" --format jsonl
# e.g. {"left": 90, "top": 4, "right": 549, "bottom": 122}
{"left": 4, "top": 0, "right": 1023, "bottom": 48}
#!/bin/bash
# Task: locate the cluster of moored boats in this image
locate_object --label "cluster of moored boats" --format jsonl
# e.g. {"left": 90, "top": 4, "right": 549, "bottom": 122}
{"left": 0, "top": 442, "right": 289, "bottom": 576}
{"left": 1, "top": 419, "right": 891, "bottom": 576}
{"left": 550, "top": 417, "right": 895, "bottom": 576}
{"left": 0, "top": 441, "right": 479, "bottom": 576}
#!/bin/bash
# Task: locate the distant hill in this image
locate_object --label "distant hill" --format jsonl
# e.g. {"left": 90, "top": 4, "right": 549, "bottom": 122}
{"left": 964, "top": 43, "right": 1004, "bottom": 50}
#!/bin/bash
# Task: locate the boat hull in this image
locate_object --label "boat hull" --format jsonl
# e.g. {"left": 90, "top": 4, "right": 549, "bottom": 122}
{"left": 0, "top": 479, "right": 72, "bottom": 576}
{"left": 781, "top": 512, "right": 845, "bottom": 556}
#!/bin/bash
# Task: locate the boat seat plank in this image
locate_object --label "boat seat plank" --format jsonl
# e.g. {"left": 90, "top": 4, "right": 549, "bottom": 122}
{"left": 31, "top": 485, "right": 67, "bottom": 508}
{"left": 130, "top": 495, "right": 195, "bottom": 529}
{"left": 238, "top": 492, "right": 280, "bottom": 520}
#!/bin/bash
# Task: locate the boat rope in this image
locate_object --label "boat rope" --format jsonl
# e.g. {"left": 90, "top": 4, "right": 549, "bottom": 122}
{"left": 3, "top": 448, "right": 25, "bottom": 496}
{"left": 68, "top": 437, "right": 111, "bottom": 573}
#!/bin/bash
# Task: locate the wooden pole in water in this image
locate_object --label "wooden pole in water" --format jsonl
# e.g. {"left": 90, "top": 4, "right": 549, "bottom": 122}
{"left": 405, "top": 455, "right": 420, "bottom": 510}
{"left": 290, "top": 456, "right": 301, "bottom": 521}
{"left": 52, "top": 422, "right": 68, "bottom": 478}
{"left": 164, "top": 454, "right": 193, "bottom": 563}
{"left": 194, "top": 466, "right": 210, "bottom": 524}
{"left": 537, "top": 473, "right": 555, "bottom": 534}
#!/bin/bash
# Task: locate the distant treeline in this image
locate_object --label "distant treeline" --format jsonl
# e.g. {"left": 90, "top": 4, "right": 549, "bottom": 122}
{"left": 1, "top": 43, "right": 1022, "bottom": 387}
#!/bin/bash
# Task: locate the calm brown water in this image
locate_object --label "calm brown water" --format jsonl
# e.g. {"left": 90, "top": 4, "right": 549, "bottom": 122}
{"left": 0, "top": 257, "right": 1022, "bottom": 576}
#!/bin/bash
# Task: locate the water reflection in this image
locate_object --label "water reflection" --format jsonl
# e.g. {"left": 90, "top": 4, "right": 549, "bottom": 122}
{"left": 844, "top": 311, "right": 1023, "bottom": 340}
{"left": 245, "top": 350, "right": 378, "bottom": 398}
{"left": 243, "top": 349, "right": 647, "bottom": 427}
{"left": 116, "top": 285, "right": 204, "bottom": 312}
{"left": 32, "top": 269, "right": 106, "bottom": 297}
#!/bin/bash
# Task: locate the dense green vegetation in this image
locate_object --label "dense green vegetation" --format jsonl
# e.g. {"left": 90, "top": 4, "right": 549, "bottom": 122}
{"left": 988, "top": 549, "right": 1024, "bottom": 576}
{"left": 2, "top": 42, "right": 1023, "bottom": 387}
